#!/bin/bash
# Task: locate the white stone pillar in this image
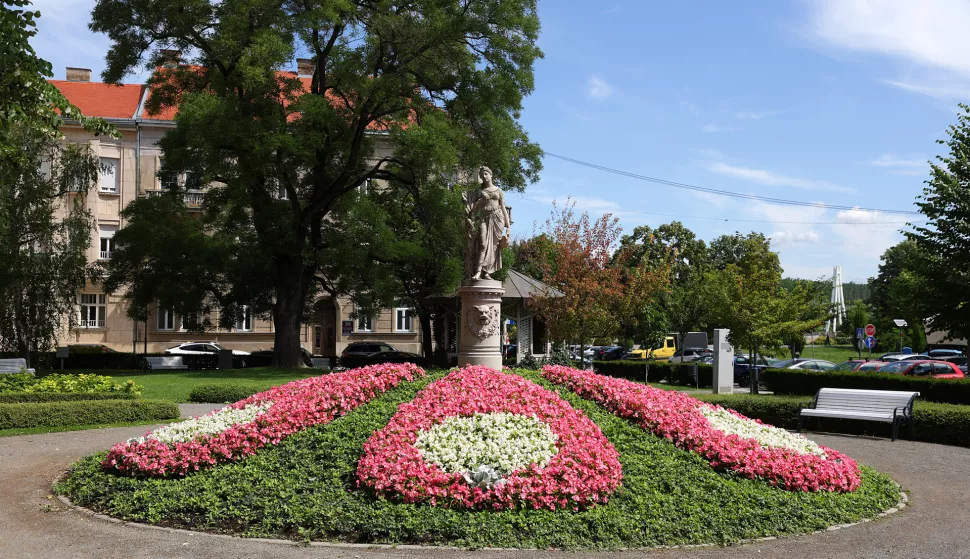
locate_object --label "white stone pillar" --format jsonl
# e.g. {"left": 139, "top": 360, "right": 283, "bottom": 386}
{"left": 458, "top": 279, "right": 505, "bottom": 370}
{"left": 713, "top": 328, "right": 734, "bottom": 394}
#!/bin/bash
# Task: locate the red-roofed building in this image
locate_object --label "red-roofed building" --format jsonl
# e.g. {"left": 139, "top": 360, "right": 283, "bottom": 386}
{"left": 48, "top": 65, "right": 423, "bottom": 359}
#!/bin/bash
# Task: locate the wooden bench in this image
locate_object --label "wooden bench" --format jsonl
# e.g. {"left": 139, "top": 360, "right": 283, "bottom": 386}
{"left": 0, "top": 358, "right": 35, "bottom": 375}
{"left": 798, "top": 388, "right": 919, "bottom": 441}
{"left": 144, "top": 356, "right": 188, "bottom": 370}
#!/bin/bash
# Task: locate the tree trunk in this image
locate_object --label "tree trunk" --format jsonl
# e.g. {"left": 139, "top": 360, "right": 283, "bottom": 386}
{"left": 272, "top": 260, "right": 308, "bottom": 368}
{"left": 418, "top": 308, "right": 434, "bottom": 365}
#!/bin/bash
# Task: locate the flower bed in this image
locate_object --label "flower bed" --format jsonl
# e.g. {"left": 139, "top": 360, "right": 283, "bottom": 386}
{"left": 541, "top": 365, "right": 860, "bottom": 492}
{"left": 356, "top": 366, "right": 622, "bottom": 510}
{"left": 102, "top": 363, "right": 424, "bottom": 477}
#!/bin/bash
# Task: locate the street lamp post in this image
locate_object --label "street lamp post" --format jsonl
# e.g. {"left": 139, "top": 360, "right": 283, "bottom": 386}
{"left": 893, "top": 319, "right": 908, "bottom": 353}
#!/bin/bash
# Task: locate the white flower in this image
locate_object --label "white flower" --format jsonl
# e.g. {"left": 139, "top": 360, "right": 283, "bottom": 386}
{"left": 699, "top": 404, "right": 827, "bottom": 458}
{"left": 414, "top": 412, "right": 559, "bottom": 476}
{"left": 127, "top": 402, "right": 272, "bottom": 445}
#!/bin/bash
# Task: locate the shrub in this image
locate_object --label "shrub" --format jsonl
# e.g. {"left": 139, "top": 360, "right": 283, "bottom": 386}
{"left": 0, "top": 399, "right": 178, "bottom": 430}
{"left": 19, "top": 374, "right": 142, "bottom": 396}
{"left": 697, "top": 393, "right": 970, "bottom": 448}
{"left": 188, "top": 384, "right": 262, "bottom": 403}
{"left": 0, "top": 392, "right": 137, "bottom": 404}
{"left": 0, "top": 372, "right": 36, "bottom": 392}
{"left": 762, "top": 368, "right": 970, "bottom": 405}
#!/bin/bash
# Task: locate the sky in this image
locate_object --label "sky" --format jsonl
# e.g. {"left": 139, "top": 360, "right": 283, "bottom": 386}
{"left": 29, "top": 0, "right": 970, "bottom": 282}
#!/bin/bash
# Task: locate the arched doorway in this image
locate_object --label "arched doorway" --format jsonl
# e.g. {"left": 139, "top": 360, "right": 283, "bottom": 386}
{"left": 313, "top": 298, "right": 338, "bottom": 358}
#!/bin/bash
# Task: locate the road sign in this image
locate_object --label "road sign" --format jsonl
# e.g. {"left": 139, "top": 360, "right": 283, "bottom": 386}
{"left": 856, "top": 327, "right": 864, "bottom": 340}
{"left": 865, "top": 323, "right": 876, "bottom": 337}
{"left": 864, "top": 336, "right": 876, "bottom": 349}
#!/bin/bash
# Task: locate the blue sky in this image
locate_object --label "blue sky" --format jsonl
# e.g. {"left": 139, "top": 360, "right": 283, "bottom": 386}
{"left": 30, "top": 1, "right": 969, "bottom": 282}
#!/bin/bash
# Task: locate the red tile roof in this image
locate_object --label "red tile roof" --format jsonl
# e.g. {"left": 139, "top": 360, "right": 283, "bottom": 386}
{"left": 49, "top": 80, "right": 146, "bottom": 120}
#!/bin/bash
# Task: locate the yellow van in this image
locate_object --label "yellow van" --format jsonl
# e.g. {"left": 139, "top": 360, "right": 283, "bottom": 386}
{"left": 629, "top": 336, "right": 677, "bottom": 360}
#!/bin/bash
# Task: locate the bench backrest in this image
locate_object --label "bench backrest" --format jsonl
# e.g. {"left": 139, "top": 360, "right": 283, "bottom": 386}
{"left": 815, "top": 388, "right": 919, "bottom": 414}
{"left": 0, "top": 358, "right": 29, "bottom": 373}
{"left": 145, "top": 356, "right": 185, "bottom": 367}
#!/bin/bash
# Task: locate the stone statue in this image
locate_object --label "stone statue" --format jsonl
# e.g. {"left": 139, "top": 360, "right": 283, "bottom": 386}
{"left": 464, "top": 166, "right": 511, "bottom": 280}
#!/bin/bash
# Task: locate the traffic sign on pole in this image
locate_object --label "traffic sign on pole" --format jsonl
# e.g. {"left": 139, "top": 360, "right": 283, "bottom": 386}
{"left": 865, "top": 324, "right": 876, "bottom": 337}
{"left": 856, "top": 327, "right": 864, "bottom": 340}
{"left": 864, "top": 336, "right": 876, "bottom": 349}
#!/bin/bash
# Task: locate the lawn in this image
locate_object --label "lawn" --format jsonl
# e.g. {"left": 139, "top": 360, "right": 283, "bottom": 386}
{"left": 0, "top": 418, "right": 171, "bottom": 438}
{"left": 88, "top": 368, "right": 324, "bottom": 402}
{"left": 771, "top": 345, "right": 869, "bottom": 363}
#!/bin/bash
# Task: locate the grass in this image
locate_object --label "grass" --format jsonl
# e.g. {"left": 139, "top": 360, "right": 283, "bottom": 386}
{"left": 0, "top": 418, "right": 175, "bottom": 438}
{"left": 74, "top": 368, "right": 326, "bottom": 403}
{"left": 770, "top": 345, "right": 868, "bottom": 363}
{"left": 57, "top": 369, "right": 900, "bottom": 549}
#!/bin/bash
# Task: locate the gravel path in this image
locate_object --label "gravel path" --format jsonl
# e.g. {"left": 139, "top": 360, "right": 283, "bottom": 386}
{"left": 1, "top": 420, "right": 968, "bottom": 558}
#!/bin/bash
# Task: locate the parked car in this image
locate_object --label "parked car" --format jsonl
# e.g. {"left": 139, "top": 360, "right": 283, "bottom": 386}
{"left": 694, "top": 354, "right": 714, "bottom": 365}
{"left": 772, "top": 358, "right": 837, "bottom": 371}
{"left": 504, "top": 344, "right": 517, "bottom": 360}
{"left": 247, "top": 347, "right": 314, "bottom": 368}
{"left": 668, "top": 347, "right": 711, "bottom": 364}
{"left": 833, "top": 360, "right": 889, "bottom": 372}
{"left": 338, "top": 342, "right": 424, "bottom": 369}
{"left": 164, "top": 342, "right": 250, "bottom": 357}
{"left": 877, "top": 359, "right": 965, "bottom": 379}
{"left": 594, "top": 346, "right": 627, "bottom": 361}
{"left": 733, "top": 354, "right": 771, "bottom": 386}
{"left": 66, "top": 344, "right": 118, "bottom": 354}
{"left": 943, "top": 356, "right": 967, "bottom": 368}
{"left": 877, "top": 353, "right": 928, "bottom": 362}
{"left": 928, "top": 349, "right": 964, "bottom": 359}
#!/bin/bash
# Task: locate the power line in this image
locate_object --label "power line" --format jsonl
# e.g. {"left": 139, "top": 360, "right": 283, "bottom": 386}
{"left": 544, "top": 152, "right": 923, "bottom": 216}
{"left": 515, "top": 196, "right": 924, "bottom": 226}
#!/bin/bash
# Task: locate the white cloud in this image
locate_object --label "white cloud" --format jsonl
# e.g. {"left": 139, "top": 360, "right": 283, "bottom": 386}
{"left": 708, "top": 162, "right": 854, "bottom": 194}
{"left": 702, "top": 123, "right": 740, "bottom": 133}
{"left": 587, "top": 76, "right": 614, "bottom": 100}
{"left": 770, "top": 229, "right": 821, "bottom": 245}
{"left": 808, "top": 0, "right": 970, "bottom": 78}
{"left": 601, "top": 5, "right": 623, "bottom": 15}
{"left": 529, "top": 194, "right": 620, "bottom": 212}
{"left": 735, "top": 111, "right": 776, "bottom": 120}
{"left": 867, "top": 154, "right": 926, "bottom": 168}
{"left": 883, "top": 80, "right": 970, "bottom": 100}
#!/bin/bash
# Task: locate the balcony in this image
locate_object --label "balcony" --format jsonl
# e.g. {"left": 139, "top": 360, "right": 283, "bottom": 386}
{"left": 78, "top": 319, "right": 105, "bottom": 329}
{"left": 99, "top": 251, "right": 112, "bottom": 260}
{"left": 144, "top": 189, "right": 204, "bottom": 209}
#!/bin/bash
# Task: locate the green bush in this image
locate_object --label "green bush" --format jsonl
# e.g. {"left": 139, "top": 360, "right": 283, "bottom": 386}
{"left": 0, "top": 392, "right": 137, "bottom": 404}
{"left": 0, "top": 399, "right": 178, "bottom": 430}
{"left": 762, "top": 368, "right": 970, "bottom": 405}
{"left": 0, "top": 372, "right": 36, "bottom": 392}
{"left": 16, "top": 373, "right": 142, "bottom": 396}
{"left": 188, "top": 384, "right": 262, "bottom": 403}
{"left": 698, "top": 393, "right": 970, "bottom": 448}
{"left": 592, "top": 360, "right": 713, "bottom": 387}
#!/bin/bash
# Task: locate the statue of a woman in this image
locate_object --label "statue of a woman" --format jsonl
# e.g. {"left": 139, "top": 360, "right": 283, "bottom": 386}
{"left": 465, "top": 166, "right": 511, "bottom": 280}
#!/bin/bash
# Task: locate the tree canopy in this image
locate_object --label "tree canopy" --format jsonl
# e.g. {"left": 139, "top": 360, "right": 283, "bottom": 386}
{"left": 93, "top": 0, "right": 543, "bottom": 366}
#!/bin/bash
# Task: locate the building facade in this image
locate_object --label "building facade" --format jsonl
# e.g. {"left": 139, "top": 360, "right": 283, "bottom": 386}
{"left": 52, "top": 67, "right": 421, "bottom": 357}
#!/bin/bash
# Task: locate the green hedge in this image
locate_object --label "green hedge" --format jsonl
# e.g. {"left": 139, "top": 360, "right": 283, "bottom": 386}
{"left": 698, "top": 393, "right": 970, "bottom": 448}
{"left": 0, "top": 399, "right": 179, "bottom": 430}
{"left": 0, "top": 392, "right": 137, "bottom": 404}
{"left": 189, "top": 383, "right": 262, "bottom": 403}
{"left": 762, "top": 368, "right": 970, "bottom": 405}
{"left": 593, "top": 360, "right": 714, "bottom": 387}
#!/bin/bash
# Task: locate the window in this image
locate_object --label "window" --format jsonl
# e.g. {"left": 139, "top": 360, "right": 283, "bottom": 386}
{"left": 159, "top": 161, "right": 178, "bottom": 190}
{"left": 78, "top": 294, "right": 106, "bottom": 328}
{"left": 358, "top": 178, "right": 373, "bottom": 194}
{"left": 356, "top": 315, "right": 373, "bottom": 332}
{"left": 98, "top": 224, "right": 117, "bottom": 260}
{"left": 99, "top": 157, "right": 119, "bottom": 193}
{"left": 532, "top": 317, "right": 547, "bottom": 355}
{"left": 184, "top": 171, "right": 202, "bottom": 190}
{"left": 157, "top": 307, "right": 175, "bottom": 331}
{"left": 235, "top": 305, "right": 252, "bottom": 332}
{"left": 395, "top": 308, "right": 413, "bottom": 332}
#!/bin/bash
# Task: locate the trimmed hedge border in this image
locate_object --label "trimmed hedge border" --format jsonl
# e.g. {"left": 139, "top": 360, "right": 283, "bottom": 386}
{"left": 762, "top": 368, "right": 970, "bottom": 405}
{"left": 0, "top": 399, "right": 179, "bottom": 430}
{"left": 0, "top": 392, "right": 138, "bottom": 404}
{"left": 592, "top": 360, "right": 714, "bottom": 387}
{"left": 698, "top": 393, "right": 970, "bottom": 448}
{"left": 188, "top": 384, "right": 262, "bottom": 404}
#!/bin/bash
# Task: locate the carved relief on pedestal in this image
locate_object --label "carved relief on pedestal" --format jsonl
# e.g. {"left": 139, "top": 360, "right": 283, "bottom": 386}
{"left": 465, "top": 304, "right": 500, "bottom": 340}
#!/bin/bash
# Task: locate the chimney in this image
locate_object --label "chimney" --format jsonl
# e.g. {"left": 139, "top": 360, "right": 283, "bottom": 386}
{"left": 159, "top": 49, "right": 181, "bottom": 67}
{"left": 66, "top": 67, "right": 92, "bottom": 82}
{"left": 297, "top": 58, "right": 315, "bottom": 77}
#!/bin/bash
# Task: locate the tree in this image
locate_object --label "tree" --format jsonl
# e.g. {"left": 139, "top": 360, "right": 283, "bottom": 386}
{"left": 93, "top": 0, "right": 542, "bottom": 366}
{"left": 0, "top": 124, "right": 101, "bottom": 363}
{"left": 510, "top": 233, "right": 557, "bottom": 282}
{"left": 530, "top": 202, "right": 667, "bottom": 363}
{"left": 866, "top": 240, "right": 929, "bottom": 352}
{"left": 708, "top": 231, "right": 771, "bottom": 270}
{"left": 0, "top": 1, "right": 113, "bottom": 154}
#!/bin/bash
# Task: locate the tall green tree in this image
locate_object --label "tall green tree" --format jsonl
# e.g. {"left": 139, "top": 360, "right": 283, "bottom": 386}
{"left": 867, "top": 240, "right": 929, "bottom": 352}
{"left": 510, "top": 233, "right": 557, "bottom": 282}
{"left": 93, "top": 0, "right": 542, "bottom": 366}
{"left": 0, "top": 125, "right": 101, "bottom": 363}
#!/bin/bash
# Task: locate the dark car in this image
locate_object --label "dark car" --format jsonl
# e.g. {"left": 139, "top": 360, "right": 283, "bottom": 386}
{"left": 595, "top": 346, "right": 627, "bottom": 361}
{"left": 66, "top": 344, "right": 118, "bottom": 354}
{"left": 733, "top": 354, "right": 770, "bottom": 386}
{"left": 247, "top": 347, "right": 314, "bottom": 368}
{"left": 877, "top": 359, "right": 965, "bottom": 379}
{"left": 943, "top": 356, "right": 968, "bottom": 368}
{"left": 338, "top": 342, "right": 424, "bottom": 369}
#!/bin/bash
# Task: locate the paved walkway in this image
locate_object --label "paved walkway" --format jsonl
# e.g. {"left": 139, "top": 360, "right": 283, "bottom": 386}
{"left": 2, "top": 422, "right": 969, "bottom": 558}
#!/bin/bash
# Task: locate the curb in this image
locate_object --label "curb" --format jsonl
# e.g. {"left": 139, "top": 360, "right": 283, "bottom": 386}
{"left": 52, "top": 469, "right": 909, "bottom": 552}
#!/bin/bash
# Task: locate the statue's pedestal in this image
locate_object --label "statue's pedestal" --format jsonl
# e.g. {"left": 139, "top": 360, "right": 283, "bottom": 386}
{"left": 458, "top": 279, "right": 505, "bottom": 371}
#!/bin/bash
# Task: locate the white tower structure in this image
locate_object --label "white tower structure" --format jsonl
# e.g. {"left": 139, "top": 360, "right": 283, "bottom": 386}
{"left": 825, "top": 266, "right": 846, "bottom": 334}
